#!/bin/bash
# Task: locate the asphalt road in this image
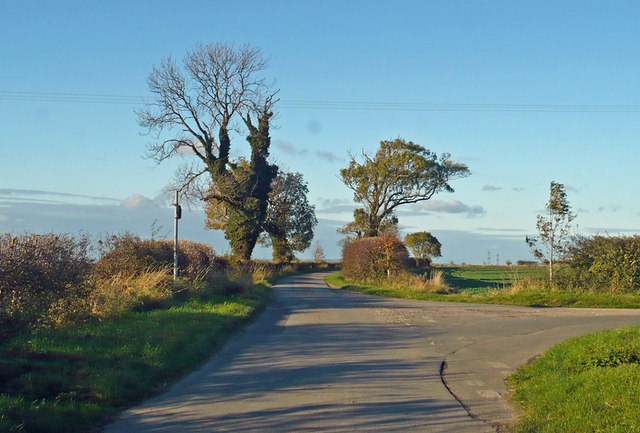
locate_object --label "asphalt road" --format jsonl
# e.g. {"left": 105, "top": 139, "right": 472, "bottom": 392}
{"left": 106, "top": 272, "right": 640, "bottom": 432}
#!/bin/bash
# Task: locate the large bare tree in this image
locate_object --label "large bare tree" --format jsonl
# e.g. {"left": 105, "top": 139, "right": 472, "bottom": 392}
{"left": 137, "top": 43, "right": 279, "bottom": 259}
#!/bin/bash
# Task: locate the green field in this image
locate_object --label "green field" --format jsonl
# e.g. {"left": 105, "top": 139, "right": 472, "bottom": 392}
{"left": 438, "top": 265, "right": 547, "bottom": 294}
{"left": 326, "top": 266, "right": 640, "bottom": 309}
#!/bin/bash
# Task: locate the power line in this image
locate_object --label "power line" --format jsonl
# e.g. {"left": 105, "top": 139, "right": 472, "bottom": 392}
{"left": 1, "top": 90, "right": 639, "bottom": 113}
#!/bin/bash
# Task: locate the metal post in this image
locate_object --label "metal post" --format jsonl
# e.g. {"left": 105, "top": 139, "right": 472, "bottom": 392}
{"left": 173, "top": 190, "right": 179, "bottom": 287}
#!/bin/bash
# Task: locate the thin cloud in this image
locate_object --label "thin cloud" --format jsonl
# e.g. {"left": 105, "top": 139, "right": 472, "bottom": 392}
{"left": 410, "top": 200, "right": 486, "bottom": 217}
{"left": 512, "top": 187, "right": 525, "bottom": 192}
{"left": 0, "top": 200, "right": 228, "bottom": 252}
{"left": 482, "top": 185, "right": 501, "bottom": 191}
{"left": 0, "top": 196, "right": 66, "bottom": 205}
{"left": 476, "top": 227, "right": 525, "bottom": 233}
{"left": 320, "top": 198, "right": 350, "bottom": 208}
{"left": 0, "top": 188, "right": 120, "bottom": 203}
{"left": 316, "top": 204, "right": 357, "bottom": 214}
{"left": 316, "top": 150, "right": 340, "bottom": 162}
{"left": 597, "top": 204, "right": 622, "bottom": 213}
{"left": 274, "top": 139, "right": 308, "bottom": 156}
{"left": 585, "top": 227, "right": 640, "bottom": 234}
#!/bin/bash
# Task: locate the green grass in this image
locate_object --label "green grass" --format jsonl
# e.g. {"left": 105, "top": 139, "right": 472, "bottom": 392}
{"left": 0, "top": 287, "right": 269, "bottom": 433}
{"left": 326, "top": 270, "right": 640, "bottom": 309}
{"left": 508, "top": 327, "right": 640, "bottom": 433}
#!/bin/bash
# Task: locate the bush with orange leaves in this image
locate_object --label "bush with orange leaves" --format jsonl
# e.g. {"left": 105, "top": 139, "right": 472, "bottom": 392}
{"left": 342, "top": 234, "right": 409, "bottom": 282}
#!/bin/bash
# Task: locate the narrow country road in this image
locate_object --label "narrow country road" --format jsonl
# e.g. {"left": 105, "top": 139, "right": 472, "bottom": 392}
{"left": 106, "top": 272, "right": 640, "bottom": 432}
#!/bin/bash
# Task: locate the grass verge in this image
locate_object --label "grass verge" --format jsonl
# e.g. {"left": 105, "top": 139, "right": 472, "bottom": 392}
{"left": 0, "top": 286, "right": 269, "bottom": 433}
{"left": 325, "top": 272, "right": 640, "bottom": 308}
{"left": 507, "top": 327, "right": 640, "bottom": 433}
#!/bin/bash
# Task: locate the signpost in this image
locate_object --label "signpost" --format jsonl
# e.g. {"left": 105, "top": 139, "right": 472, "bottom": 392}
{"left": 173, "top": 190, "right": 182, "bottom": 287}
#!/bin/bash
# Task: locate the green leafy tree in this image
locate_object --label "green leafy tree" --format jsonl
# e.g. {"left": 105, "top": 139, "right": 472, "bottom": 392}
{"left": 259, "top": 172, "right": 317, "bottom": 262}
{"left": 339, "top": 138, "right": 470, "bottom": 237}
{"left": 206, "top": 170, "right": 317, "bottom": 262}
{"left": 338, "top": 209, "right": 399, "bottom": 242}
{"left": 138, "top": 43, "right": 278, "bottom": 260}
{"left": 404, "top": 231, "right": 442, "bottom": 266}
{"left": 526, "top": 181, "right": 576, "bottom": 281}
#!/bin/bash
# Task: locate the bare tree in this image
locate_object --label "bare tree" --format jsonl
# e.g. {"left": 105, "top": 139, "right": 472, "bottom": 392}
{"left": 312, "top": 241, "right": 326, "bottom": 263}
{"left": 137, "top": 43, "right": 279, "bottom": 259}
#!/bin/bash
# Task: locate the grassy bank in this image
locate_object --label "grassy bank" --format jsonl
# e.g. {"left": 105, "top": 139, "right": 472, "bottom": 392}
{"left": 0, "top": 231, "right": 336, "bottom": 432}
{"left": 508, "top": 327, "right": 640, "bottom": 432}
{"left": 0, "top": 286, "right": 269, "bottom": 433}
{"left": 326, "top": 269, "right": 640, "bottom": 309}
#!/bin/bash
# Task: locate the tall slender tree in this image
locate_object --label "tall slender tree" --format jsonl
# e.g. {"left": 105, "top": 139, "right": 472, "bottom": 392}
{"left": 526, "top": 181, "right": 576, "bottom": 281}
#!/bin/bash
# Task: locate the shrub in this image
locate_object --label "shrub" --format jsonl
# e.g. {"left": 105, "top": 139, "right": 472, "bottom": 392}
{"left": 0, "top": 230, "right": 336, "bottom": 338}
{"left": 561, "top": 235, "right": 640, "bottom": 294}
{"left": 342, "top": 235, "right": 409, "bottom": 282}
{"left": 95, "top": 233, "right": 216, "bottom": 278}
{"left": 0, "top": 232, "right": 92, "bottom": 331}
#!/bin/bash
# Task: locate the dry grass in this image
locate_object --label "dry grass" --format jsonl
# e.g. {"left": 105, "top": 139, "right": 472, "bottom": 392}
{"left": 386, "top": 270, "right": 454, "bottom": 294}
{"left": 90, "top": 267, "right": 173, "bottom": 317}
{"left": 490, "top": 271, "right": 550, "bottom": 295}
{"left": 497, "top": 276, "right": 542, "bottom": 294}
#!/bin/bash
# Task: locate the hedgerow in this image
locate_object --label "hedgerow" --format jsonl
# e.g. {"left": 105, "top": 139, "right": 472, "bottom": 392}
{"left": 342, "top": 234, "right": 409, "bottom": 282}
{"left": 560, "top": 235, "right": 640, "bottom": 294}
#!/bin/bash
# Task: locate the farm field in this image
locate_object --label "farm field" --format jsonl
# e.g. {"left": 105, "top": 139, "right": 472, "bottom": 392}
{"left": 327, "top": 265, "right": 640, "bottom": 309}
{"left": 438, "top": 265, "right": 547, "bottom": 294}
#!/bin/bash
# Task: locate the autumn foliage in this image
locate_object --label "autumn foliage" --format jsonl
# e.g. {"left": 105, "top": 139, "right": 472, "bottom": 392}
{"left": 342, "top": 234, "right": 409, "bottom": 282}
{"left": 94, "top": 233, "right": 219, "bottom": 278}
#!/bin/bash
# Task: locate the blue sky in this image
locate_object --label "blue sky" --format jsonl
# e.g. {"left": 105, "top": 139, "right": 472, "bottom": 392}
{"left": 1, "top": 1, "right": 639, "bottom": 263}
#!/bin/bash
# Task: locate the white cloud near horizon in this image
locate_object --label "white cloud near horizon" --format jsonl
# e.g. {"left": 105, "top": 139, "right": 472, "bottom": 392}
{"left": 0, "top": 199, "right": 537, "bottom": 263}
{"left": 121, "top": 194, "right": 160, "bottom": 209}
{"left": 409, "top": 199, "right": 486, "bottom": 217}
{"left": 482, "top": 185, "right": 501, "bottom": 191}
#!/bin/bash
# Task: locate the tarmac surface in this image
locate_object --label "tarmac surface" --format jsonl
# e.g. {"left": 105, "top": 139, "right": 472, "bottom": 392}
{"left": 106, "top": 272, "right": 640, "bottom": 432}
